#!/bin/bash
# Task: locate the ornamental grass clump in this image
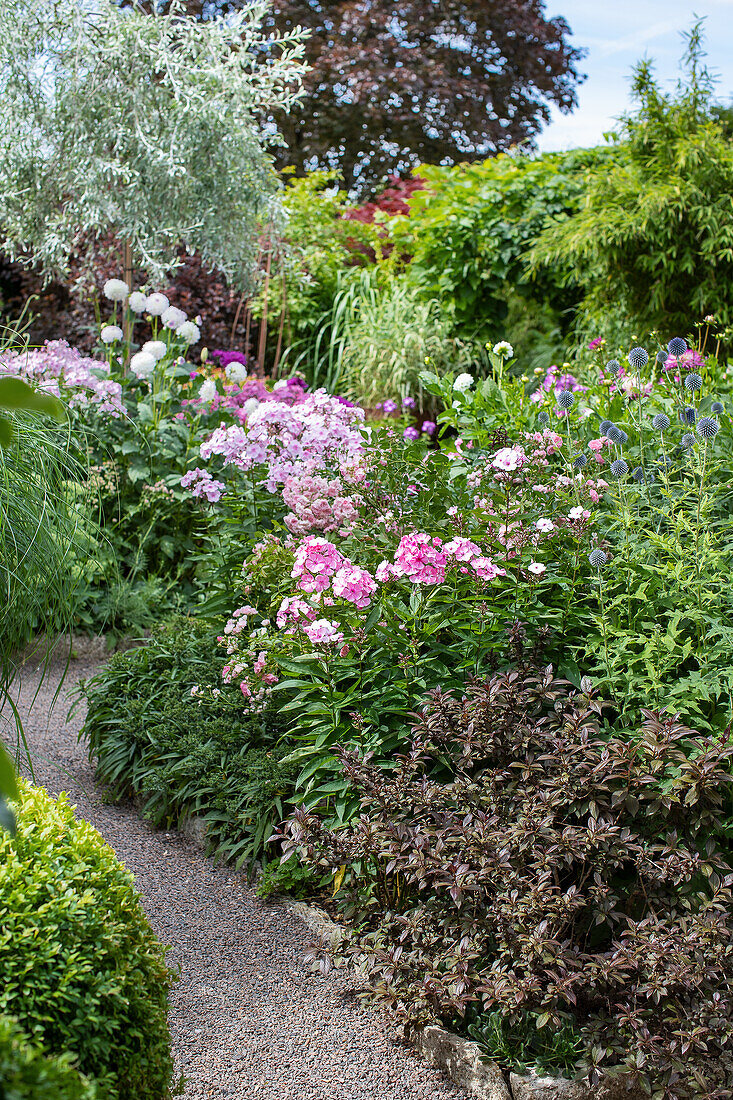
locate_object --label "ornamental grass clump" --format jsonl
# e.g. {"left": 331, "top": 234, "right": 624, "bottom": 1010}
{"left": 282, "top": 662, "right": 733, "bottom": 1098}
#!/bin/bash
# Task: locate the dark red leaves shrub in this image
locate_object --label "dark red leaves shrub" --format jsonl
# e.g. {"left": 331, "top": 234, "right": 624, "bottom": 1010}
{"left": 281, "top": 666, "right": 733, "bottom": 1098}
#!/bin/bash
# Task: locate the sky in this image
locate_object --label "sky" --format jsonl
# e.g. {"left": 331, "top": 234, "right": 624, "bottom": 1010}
{"left": 537, "top": 0, "right": 733, "bottom": 150}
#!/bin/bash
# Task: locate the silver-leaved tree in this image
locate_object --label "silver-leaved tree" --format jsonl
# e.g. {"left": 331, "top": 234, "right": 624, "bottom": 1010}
{"left": 0, "top": 0, "right": 306, "bottom": 290}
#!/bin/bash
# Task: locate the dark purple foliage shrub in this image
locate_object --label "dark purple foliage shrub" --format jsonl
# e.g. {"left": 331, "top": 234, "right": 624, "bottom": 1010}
{"left": 281, "top": 664, "right": 733, "bottom": 1098}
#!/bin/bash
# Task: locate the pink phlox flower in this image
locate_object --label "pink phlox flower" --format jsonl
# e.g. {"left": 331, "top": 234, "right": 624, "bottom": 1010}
{"left": 392, "top": 532, "right": 447, "bottom": 585}
{"left": 444, "top": 537, "right": 481, "bottom": 562}
{"left": 332, "top": 563, "right": 377, "bottom": 608}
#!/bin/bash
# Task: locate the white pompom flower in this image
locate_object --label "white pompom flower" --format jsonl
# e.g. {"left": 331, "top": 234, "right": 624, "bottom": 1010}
{"left": 128, "top": 291, "right": 148, "bottom": 313}
{"left": 162, "top": 305, "right": 187, "bottom": 330}
{"left": 453, "top": 373, "right": 474, "bottom": 393}
{"left": 272, "top": 379, "right": 288, "bottom": 391}
{"left": 142, "top": 340, "right": 168, "bottom": 361}
{"left": 493, "top": 341, "right": 514, "bottom": 358}
{"left": 177, "top": 321, "right": 201, "bottom": 345}
{"left": 103, "top": 278, "right": 129, "bottom": 302}
{"left": 225, "top": 362, "right": 248, "bottom": 384}
{"left": 145, "top": 293, "right": 170, "bottom": 316}
{"left": 199, "top": 378, "right": 217, "bottom": 403}
{"left": 100, "top": 324, "right": 123, "bottom": 344}
{"left": 243, "top": 397, "right": 260, "bottom": 417}
{"left": 130, "top": 351, "right": 156, "bottom": 378}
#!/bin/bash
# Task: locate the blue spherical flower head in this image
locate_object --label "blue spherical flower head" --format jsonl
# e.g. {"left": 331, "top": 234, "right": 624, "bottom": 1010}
{"left": 656, "top": 350, "right": 668, "bottom": 365}
{"left": 685, "top": 373, "right": 703, "bottom": 392}
{"left": 667, "top": 337, "right": 688, "bottom": 356}
{"left": 557, "top": 390, "right": 575, "bottom": 409}
{"left": 599, "top": 419, "right": 613, "bottom": 434}
{"left": 711, "top": 401, "right": 724, "bottom": 414}
{"left": 652, "top": 413, "right": 671, "bottom": 431}
{"left": 632, "top": 466, "right": 644, "bottom": 482}
{"left": 573, "top": 453, "right": 588, "bottom": 470}
{"left": 610, "top": 458, "right": 629, "bottom": 478}
{"left": 683, "top": 406, "right": 696, "bottom": 425}
{"left": 588, "top": 548, "right": 607, "bottom": 568}
{"left": 680, "top": 432, "right": 695, "bottom": 448}
{"left": 606, "top": 359, "right": 621, "bottom": 377}
{"left": 697, "top": 417, "right": 719, "bottom": 439}
{"left": 606, "top": 424, "right": 624, "bottom": 444}
{"left": 537, "top": 410, "right": 550, "bottom": 425}
{"left": 628, "top": 346, "right": 649, "bottom": 369}
{"left": 617, "top": 429, "right": 629, "bottom": 444}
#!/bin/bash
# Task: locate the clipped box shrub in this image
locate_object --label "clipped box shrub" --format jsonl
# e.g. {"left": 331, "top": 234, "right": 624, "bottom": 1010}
{"left": 0, "top": 1014, "right": 99, "bottom": 1099}
{"left": 282, "top": 662, "right": 733, "bottom": 1099}
{"left": 0, "top": 778, "right": 175, "bottom": 1100}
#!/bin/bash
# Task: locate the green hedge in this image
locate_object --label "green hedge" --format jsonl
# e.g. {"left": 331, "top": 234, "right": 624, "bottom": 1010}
{"left": 0, "top": 779, "right": 175, "bottom": 1100}
{"left": 0, "top": 1015, "right": 99, "bottom": 1100}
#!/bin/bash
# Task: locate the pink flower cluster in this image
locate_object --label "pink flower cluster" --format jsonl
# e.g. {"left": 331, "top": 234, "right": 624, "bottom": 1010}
{"left": 663, "top": 349, "right": 704, "bottom": 374}
{"left": 282, "top": 473, "right": 360, "bottom": 536}
{"left": 291, "top": 537, "right": 377, "bottom": 609}
{"left": 379, "top": 532, "right": 506, "bottom": 587}
{"left": 198, "top": 391, "right": 365, "bottom": 494}
{"left": 0, "top": 340, "right": 125, "bottom": 416}
{"left": 180, "top": 467, "right": 225, "bottom": 503}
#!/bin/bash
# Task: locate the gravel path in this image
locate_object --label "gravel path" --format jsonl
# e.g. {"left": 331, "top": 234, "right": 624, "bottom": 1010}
{"left": 3, "top": 655, "right": 466, "bottom": 1100}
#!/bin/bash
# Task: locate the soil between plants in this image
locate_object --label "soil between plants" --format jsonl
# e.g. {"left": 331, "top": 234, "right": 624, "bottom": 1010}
{"left": 3, "top": 656, "right": 467, "bottom": 1100}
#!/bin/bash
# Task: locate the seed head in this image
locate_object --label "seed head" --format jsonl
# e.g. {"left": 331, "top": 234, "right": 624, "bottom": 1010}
{"left": 628, "top": 346, "right": 649, "bottom": 369}
{"left": 588, "top": 548, "right": 607, "bottom": 567}
{"left": 606, "top": 359, "right": 621, "bottom": 377}
{"left": 667, "top": 337, "right": 688, "bottom": 356}
{"left": 652, "top": 413, "right": 670, "bottom": 431}
{"left": 685, "top": 373, "right": 703, "bottom": 392}
{"left": 610, "top": 458, "right": 629, "bottom": 478}
{"left": 697, "top": 417, "right": 719, "bottom": 439}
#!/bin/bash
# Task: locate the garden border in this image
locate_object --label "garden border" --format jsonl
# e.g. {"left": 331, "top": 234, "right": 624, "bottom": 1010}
{"left": 175, "top": 813, "right": 645, "bottom": 1100}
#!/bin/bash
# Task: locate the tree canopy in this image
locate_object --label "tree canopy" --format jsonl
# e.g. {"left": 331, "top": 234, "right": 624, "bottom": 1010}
{"left": 0, "top": 0, "right": 306, "bottom": 286}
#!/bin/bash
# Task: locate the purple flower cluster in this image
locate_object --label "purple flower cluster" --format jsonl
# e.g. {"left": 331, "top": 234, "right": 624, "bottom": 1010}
{"left": 0, "top": 340, "right": 125, "bottom": 416}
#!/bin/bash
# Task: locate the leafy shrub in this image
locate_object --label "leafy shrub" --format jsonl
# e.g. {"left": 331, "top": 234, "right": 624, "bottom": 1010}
{"left": 531, "top": 27, "right": 733, "bottom": 347}
{"left": 0, "top": 779, "right": 175, "bottom": 1100}
{"left": 282, "top": 663, "right": 733, "bottom": 1098}
{"left": 0, "top": 1015, "right": 99, "bottom": 1100}
{"left": 255, "top": 854, "right": 317, "bottom": 900}
{"left": 81, "top": 616, "right": 295, "bottom": 870}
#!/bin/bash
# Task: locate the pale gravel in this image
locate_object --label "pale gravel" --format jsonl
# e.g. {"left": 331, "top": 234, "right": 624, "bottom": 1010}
{"left": 3, "top": 655, "right": 467, "bottom": 1100}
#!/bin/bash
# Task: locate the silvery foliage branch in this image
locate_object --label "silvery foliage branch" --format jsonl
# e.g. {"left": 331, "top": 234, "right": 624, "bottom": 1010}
{"left": 0, "top": 0, "right": 307, "bottom": 287}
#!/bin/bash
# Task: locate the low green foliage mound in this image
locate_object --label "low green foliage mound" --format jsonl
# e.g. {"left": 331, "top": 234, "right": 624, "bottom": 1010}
{"left": 0, "top": 1015, "right": 99, "bottom": 1100}
{"left": 81, "top": 616, "right": 295, "bottom": 871}
{"left": 0, "top": 779, "right": 175, "bottom": 1100}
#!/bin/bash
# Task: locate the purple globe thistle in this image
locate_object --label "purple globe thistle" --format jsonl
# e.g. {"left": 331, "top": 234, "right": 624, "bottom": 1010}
{"left": 573, "top": 453, "right": 588, "bottom": 469}
{"left": 628, "top": 346, "right": 649, "bottom": 369}
{"left": 588, "top": 548, "right": 607, "bottom": 567}
{"left": 557, "top": 390, "right": 575, "bottom": 409}
{"left": 683, "top": 406, "right": 696, "bottom": 425}
{"left": 606, "top": 424, "right": 624, "bottom": 445}
{"left": 681, "top": 432, "right": 695, "bottom": 448}
{"left": 610, "top": 458, "right": 629, "bottom": 478}
{"left": 632, "top": 466, "right": 644, "bottom": 482}
{"left": 697, "top": 417, "right": 719, "bottom": 439}
{"left": 606, "top": 359, "right": 621, "bottom": 377}
{"left": 711, "top": 401, "right": 724, "bottom": 414}
{"left": 667, "top": 337, "right": 688, "bottom": 356}
{"left": 538, "top": 410, "right": 550, "bottom": 425}
{"left": 652, "top": 413, "right": 671, "bottom": 431}
{"left": 656, "top": 350, "right": 668, "bottom": 366}
{"left": 684, "top": 373, "right": 703, "bottom": 392}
